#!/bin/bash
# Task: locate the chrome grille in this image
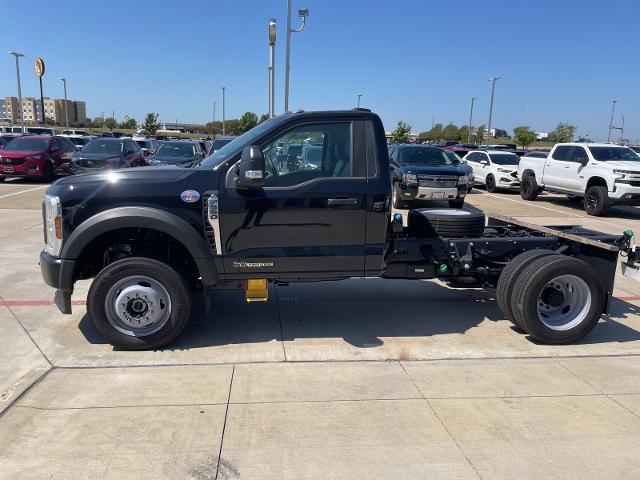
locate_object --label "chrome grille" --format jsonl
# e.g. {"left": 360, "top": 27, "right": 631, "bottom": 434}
{"left": 418, "top": 175, "right": 458, "bottom": 187}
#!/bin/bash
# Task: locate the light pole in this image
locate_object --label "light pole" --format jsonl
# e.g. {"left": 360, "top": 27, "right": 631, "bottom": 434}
{"left": 222, "top": 86, "right": 226, "bottom": 136}
{"left": 524, "top": 98, "right": 534, "bottom": 125}
{"left": 268, "top": 18, "right": 277, "bottom": 118}
{"left": 357, "top": 94, "right": 362, "bottom": 108}
{"left": 8, "top": 51, "right": 25, "bottom": 132}
{"left": 486, "top": 76, "right": 500, "bottom": 147}
{"left": 608, "top": 100, "right": 618, "bottom": 142}
{"left": 467, "top": 97, "right": 476, "bottom": 144}
{"left": 284, "top": 1, "right": 309, "bottom": 112}
{"left": 60, "top": 78, "right": 69, "bottom": 129}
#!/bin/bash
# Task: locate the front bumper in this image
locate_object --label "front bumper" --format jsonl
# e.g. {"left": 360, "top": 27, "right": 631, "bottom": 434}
{"left": 0, "top": 159, "right": 44, "bottom": 177}
{"left": 399, "top": 183, "right": 467, "bottom": 201}
{"left": 40, "top": 250, "right": 76, "bottom": 314}
{"left": 610, "top": 182, "right": 640, "bottom": 203}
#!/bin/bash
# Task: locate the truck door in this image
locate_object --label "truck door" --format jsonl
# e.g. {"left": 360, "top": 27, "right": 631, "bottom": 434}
{"left": 218, "top": 119, "right": 367, "bottom": 277}
{"left": 564, "top": 146, "right": 590, "bottom": 192}
{"left": 542, "top": 145, "right": 572, "bottom": 190}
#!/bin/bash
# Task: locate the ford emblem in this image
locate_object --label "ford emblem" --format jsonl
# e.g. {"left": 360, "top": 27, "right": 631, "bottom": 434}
{"left": 181, "top": 190, "right": 200, "bottom": 203}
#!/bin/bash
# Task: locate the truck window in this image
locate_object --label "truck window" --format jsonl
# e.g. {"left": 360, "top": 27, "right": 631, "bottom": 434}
{"left": 569, "top": 146, "right": 588, "bottom": 162}
{"left": 551, "top": 146, "right": 571, "bottom": 160}
{"left": 261, "top": 122, "right": 352, "bottom": 187}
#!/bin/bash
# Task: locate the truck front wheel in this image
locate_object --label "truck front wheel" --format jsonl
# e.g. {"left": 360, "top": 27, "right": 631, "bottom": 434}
{"left": 510, "top": 255, "right": 604, "bottom": 344}
{"left": 520, "top": 175, "right": 539, "bottom": 200}
{"left": 584, "top": 185, "right": 610, "bottom": 216}
{"left": 87, "top": 257, "right": 192, "bottom": 350}
{"left": 392, "top": 183, "right": 404, "bottom": 209}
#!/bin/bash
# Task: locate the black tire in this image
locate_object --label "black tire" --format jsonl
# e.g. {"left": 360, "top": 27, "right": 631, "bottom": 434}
{"left": 584, "top": 185, "right": 610, "bottom": 216}
{"left": 392, "top": 183, "right": 403, "bottom": 209}
{"left": 87, "top": 257, "right": 192, "bottom": 350}
{"left": 0, "top": 177, "right": 5, "bottom": 182}
{"left": 485, "top": 174, "right": 497, "bottom": 193}
{"left": 41, "top": 162, "right": 55, "bottom": 183}
{"left": 567, "top": 194, "right": 583, "bottom": 203}
{"left": 448, "top": 198, "right": 465, "bottom": 208}
{"left": 407, "top": 208, "right": 485, "bottom": 238}
{"left": 510, "top": 255, "right": 605, "bottom": 344}
{"left": 496, "top": 249, "right": 558, "bottom": 327}
{"left": 520, "top": 175, "right": 539, "bottom": 200}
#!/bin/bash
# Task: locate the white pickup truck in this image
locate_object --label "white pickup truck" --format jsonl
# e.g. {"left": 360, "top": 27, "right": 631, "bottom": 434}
{"left": 518, "top": 142, "right": 640, "bottom": 215}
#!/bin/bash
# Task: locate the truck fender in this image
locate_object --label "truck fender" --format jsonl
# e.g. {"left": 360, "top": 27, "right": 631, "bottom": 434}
{"left": 61, "top": 206, "right": 219, "bottom": 285}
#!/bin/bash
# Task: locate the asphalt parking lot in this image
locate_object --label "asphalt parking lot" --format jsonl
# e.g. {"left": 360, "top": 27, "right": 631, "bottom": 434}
{"left": 2, "top": 178, "right": 640, "bottom": 479}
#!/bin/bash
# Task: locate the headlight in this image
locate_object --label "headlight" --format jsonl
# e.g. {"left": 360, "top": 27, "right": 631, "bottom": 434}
{"left": 497, "top": 168, "right": 511, "bottom": 173}
{"left": 457, "top": 175, "right": 468, "bottom": 185}
{"left": 43, "top": 194, "right": 63, "bottom": 257}
{"left": 402, "top": 173, "right": 417, "bottom": 185}
{"left": 27, "top": 155, "right": 41, "bottom": 160}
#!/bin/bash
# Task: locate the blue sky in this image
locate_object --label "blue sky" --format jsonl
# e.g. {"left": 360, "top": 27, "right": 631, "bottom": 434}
{"left": 2, "top": 0, "right": 639, "bottom": 141}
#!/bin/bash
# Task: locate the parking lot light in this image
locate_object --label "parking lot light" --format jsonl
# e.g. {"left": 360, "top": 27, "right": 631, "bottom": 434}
{"left": 268, "top": 19, "right": 277, "bottom": 118}
{"left": 60, "top": 78, "right": 69, "bottom": 129}
{"left": 8, "top": 51, "right": 25, "bottom": 132}
{"left": 284, "top": 0, "right": 309, "bottom": 113}
{"left": 486, "top": 76, "right": 500, "bottom": 147}
{"left": 357, "top": 94, "right": 362, "bottom": 108}
{"left": 222, "top": 86, "right": 226, "bottom": 136}
{"left": 468, "top": 97, "right": 476, "bottom": 144}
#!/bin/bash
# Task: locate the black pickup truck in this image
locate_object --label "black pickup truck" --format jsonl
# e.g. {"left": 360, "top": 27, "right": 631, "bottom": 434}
{"left": 40, "top": 109, "right": 638, "bottom": 350}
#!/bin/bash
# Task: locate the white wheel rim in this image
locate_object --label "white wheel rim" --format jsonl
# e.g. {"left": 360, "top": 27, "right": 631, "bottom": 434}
{"left": 536, "top": 274, "right": 591, "bottom": 331}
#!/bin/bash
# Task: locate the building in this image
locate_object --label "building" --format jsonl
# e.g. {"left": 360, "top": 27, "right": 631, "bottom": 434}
{"left": 3, "top": 96, "right": 87, "bottom": 124}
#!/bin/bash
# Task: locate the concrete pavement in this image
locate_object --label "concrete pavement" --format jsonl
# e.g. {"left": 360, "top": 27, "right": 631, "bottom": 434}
{"left": 1, "top": 179, "right": 640, "bottom": 479}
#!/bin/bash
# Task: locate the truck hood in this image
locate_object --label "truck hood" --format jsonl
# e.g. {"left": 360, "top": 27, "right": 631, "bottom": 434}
{"left": 596, "top": 160, "right": 640, "bottom": 172}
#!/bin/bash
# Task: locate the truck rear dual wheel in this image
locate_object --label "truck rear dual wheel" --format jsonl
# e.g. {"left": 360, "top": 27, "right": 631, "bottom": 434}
{"left": 509, "top": 256, "right": 605, "bottom": 344}
{"left": 87, "top": 257, "right": 192, "bottom": 350}
{"left": 496, "top": 249, "right": 558, "bottom": 328}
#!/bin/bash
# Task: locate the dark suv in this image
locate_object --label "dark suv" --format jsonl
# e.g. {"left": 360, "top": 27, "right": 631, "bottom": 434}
{"left": 0, "top": 135, "right": 75, "bottom": 181}
{"left": 389, "top": 144, "right": 471, "bottom": 208}
{"left": 69, "top": 138, "right": 145, "bottom": 173}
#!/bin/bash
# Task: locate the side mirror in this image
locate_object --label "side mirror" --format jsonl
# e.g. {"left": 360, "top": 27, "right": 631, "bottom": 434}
{"left": 578, "top": 157, "right": 589, "bottom": 166}
{"left": 238, "top": 145, "right": 265, "bottom": 189}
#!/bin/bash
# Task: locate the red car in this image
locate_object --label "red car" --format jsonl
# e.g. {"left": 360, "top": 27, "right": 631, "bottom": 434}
{"left": 0, "top": 135, "right": 76, "bottom": 182}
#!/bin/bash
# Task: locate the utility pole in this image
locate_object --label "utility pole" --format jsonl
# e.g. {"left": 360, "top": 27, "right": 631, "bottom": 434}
{"left": 524, "top": 98, "right": 534, "bottom": 125}
{"left": 284, "top": 0, "right": 309, "bottom": 112}
{"left": 60, "top": 78, "right": 69, "bottom": 129}
{"left": 608, "top": 100, "right": 618, "bottom": 142}
{"left": 8, "top": 52, "right": 25, "bottom": 131}
{"left": 213, "top": 100, "right": 216, "bottom": 123}
{"left": 467, "top": 97, "right": 476, "bottom": 144}
{"left": 268, "top": 18, "right": 277, "bottom": 118}
{"left": 222, "top": 86, "right": 226, "bottom": 136}
{"left": 486, "top": 76, "right": 500, "bottom": 147}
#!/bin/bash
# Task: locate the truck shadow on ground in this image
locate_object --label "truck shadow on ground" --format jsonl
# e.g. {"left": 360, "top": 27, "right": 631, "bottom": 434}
{"left": 78, "top": 278, "right": 640, "bottom": 350}
{"left": 533, "top": 194, "right": 640, "bottom": 220}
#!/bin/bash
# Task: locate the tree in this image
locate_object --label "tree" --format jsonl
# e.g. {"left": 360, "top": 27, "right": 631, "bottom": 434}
{"left": 119, "top": 118, "right": 137, "bottom": 129}
{"left": 474, "top": 124, "right": 486, "bottom": 145}
{"left": 418, "top": 123, "right": 443, "bottom": 142}
{"left": 458, "top": 125, "right": 470, "bottom": 144}
{"left": 551, "top": 122, "right": 576, "bottom": 143}
{"left": 142, "top": 113, "right": 160, "bottom": 134}
{"left": 224, "top": 119, "right": 242, "bottom": 136}
{"left": 390, "top": 121, "right": 412, "bottom": 143}
{"left": 513, "top": 126, "right": 537, "bottom": 148}
{"left": 442, "top": 123, "right": 461, "bottom": 141}
{"left": 239, "top": 112, "right": 258, "bottom": 133}
{"left": 103, "top": 117, "right": 117, "bottom": 130}
{"left": 259, "top": 113, "right": 270, "bottom": 123}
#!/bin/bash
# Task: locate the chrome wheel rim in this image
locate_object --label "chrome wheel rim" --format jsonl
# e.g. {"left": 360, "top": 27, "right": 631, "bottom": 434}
{"left": 104, "top": 275, "right": 172, "bottom": 337}
{"left": 536, "top": 274, "right": 591, "bottom": 331}
{"left": 392, "top": 186, "right": 398, "bottom": 206}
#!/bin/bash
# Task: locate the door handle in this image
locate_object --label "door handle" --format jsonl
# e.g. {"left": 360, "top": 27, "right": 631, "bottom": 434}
{"left": 327, "top": 197, "right": 358, "bottom": 206}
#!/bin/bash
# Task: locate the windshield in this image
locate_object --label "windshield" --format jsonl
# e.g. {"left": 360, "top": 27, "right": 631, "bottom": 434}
{"left": 4, "top": 138, "right": 49, "bottom": 151}
{"left": 589, "top": 146, "right": 640, "bottom": 161}
{"left": 82, "top": 140, "right": 123, "bottom": 155}
{"left": 398, "top": 147, "right": 452, "bottom": 165}
{"left": 69, "top": 137, "right": 90, "bottom": 146}
{"left": 489, "top": 153, "right": 520, "bottom": 165}
{"left": 200, "top": 117, "right": 281, "bottom": 169}
{"left": 444, "top": 151, "right": 462, "bottom": 163}
{"left": 156, "top": 142, "right": 194, "bottom": 157}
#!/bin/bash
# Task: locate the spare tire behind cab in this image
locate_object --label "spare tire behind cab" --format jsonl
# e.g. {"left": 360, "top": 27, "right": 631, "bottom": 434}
{"left": 407, "top": 209, "right": 486, "bottom": 238}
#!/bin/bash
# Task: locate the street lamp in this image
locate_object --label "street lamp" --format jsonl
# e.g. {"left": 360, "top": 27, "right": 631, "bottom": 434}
{"left": 268, "top": 18, "right": 277, "bottom": 118}
{"left": 222, "top": 86, "right": 226, "bottom": 136}
{"left": 486, "top": 76, "right": 500, "bottom": 147}
{"left": 608, "top": 100, "right": 618, "bottom": 143}
{"left": 524, "top": 98, "right": 534, "bottom": 125}
{"left": 467, "top": 97, "right": 476, "bottom": 144}
{"left": 357, "top": 94, "right": 362, "bottom": 108}
{"left": 8, "top": 51, "right": 25, "bottom": 132}
{"left": 60, "top": 78, "right": 69, "bottom": 129}
{"left": 284, "top": 1, "right": 309, "bottom": 112}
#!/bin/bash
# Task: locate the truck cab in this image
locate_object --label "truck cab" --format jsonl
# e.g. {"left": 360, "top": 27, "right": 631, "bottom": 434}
{"left": 518, "top": 142, "right": 640, "bottom": 215}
